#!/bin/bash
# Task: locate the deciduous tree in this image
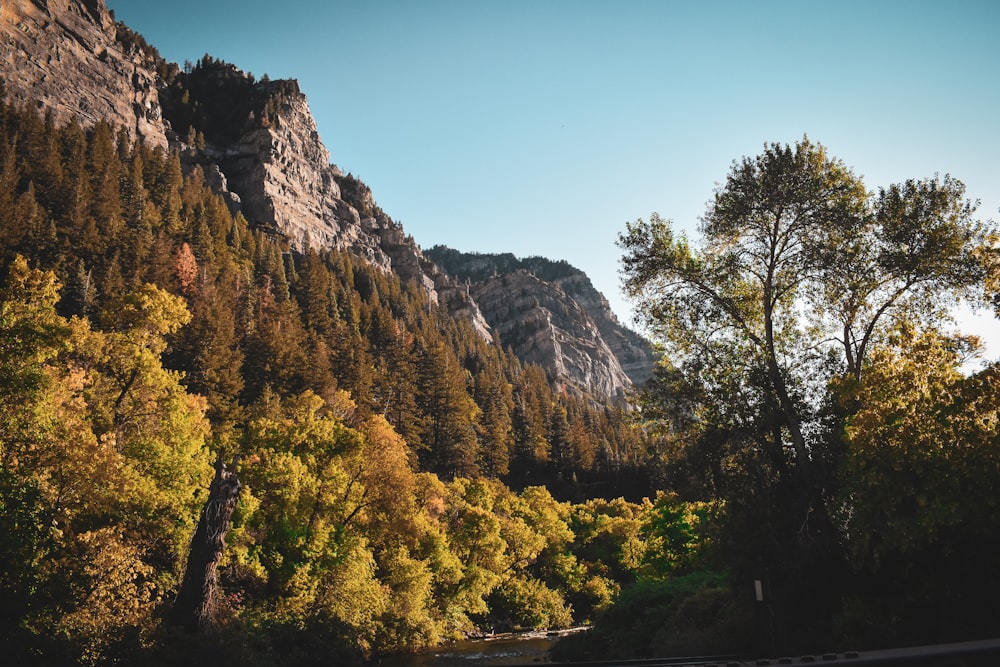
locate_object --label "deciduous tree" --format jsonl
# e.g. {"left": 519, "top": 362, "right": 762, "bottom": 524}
{"left": 619, "top": 138, "right": 997, "bottom": 642}
{"left": 620, "top": 137, "right": 995, "bottom": 515}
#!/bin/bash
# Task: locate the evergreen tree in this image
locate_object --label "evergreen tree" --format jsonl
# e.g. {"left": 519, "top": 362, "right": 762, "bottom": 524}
{"left": 416, "top": 340, "right": 480, "bottom": 478}
{"left": 87, "top": 121, "right": 124, "bottom": 249}
{"left": 295, "top": 247, "right": 335, "bottom": 336}
{"left": 511, "top": 364, "right": 552, "bottom": 470}
{"left": 63, "top": 258, "right": 95, "bottom": 318}
{"left": 167, "top": 274, "right": 245, "bottom": 428}
{"left": 473, "top": 363, "right": 513, "bottom": 477}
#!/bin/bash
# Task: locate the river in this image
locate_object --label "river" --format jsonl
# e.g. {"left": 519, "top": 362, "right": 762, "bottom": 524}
{"left": 373, "top": 628, "right": 588, "bottom": 667}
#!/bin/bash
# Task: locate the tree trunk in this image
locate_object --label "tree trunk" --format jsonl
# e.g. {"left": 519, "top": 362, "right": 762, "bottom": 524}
{"left": 169, "top": 452, "right": 241, "bottom": 633}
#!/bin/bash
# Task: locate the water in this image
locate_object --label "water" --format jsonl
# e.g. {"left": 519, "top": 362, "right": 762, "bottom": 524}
{"left": 374, "top": 628, "right": 588, "bottom": 667}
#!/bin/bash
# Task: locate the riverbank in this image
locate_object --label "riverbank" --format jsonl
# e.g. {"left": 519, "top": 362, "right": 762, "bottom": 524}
{"left": 374, "top": 628, "right": 590, "bottom": 667}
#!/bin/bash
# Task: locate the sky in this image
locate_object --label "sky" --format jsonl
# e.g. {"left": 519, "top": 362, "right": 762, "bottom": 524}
{"left": 106, "top": 0, "right": 1000, "bottom": 359}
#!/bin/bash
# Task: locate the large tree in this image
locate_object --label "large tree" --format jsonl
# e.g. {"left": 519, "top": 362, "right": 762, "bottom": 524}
{"left": 619, "top": 138, "right": 996, "bottom": 590}
{"left": 622, "top": 140, "right": 863, "bottom": 487}
{"left": 621, "top": 137, "right": 993, "bottom": 487}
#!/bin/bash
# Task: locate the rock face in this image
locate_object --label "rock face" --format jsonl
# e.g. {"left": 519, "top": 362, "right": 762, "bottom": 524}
{"left": 154, "top": 57, "right": 492, "bottom": 339}
{"left": 425, "top": 248, "right": 655, "bottom": 399}
{"left": 537, "top": 262, "right": 657, "bottom": 390}
{"left": 1, "top": 0, "right": 654, "bottom": 399}
{"left": 333, "top": 174, "right": 493, "bottom": 341}
{"left": 0, "top": 0, "right": 167, "bottom": 149}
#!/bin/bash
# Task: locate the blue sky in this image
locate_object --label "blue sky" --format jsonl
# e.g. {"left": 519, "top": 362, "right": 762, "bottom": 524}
{"left": 107, "top": 0, "right": 1000, "bottom": 355}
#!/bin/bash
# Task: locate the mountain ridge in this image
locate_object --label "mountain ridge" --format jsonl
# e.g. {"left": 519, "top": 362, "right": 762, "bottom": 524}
{"left": 0, "top": 0, "right": 654, "bottom": 398}
{"left": 425, "top": 247, "right": 655, "bottom": 397}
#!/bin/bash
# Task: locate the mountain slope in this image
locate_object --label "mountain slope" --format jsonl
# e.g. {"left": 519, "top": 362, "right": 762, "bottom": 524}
{"left": 0, "top": 0, "right": 653, "bottom": 400}
{"left": 425, "top": 247, "right": 655, "bottom": 398}
{"left": 158, "top": 55, "right": 493, "bottom": 341}
{"left": 1, "top": 0, "right": 167, "bottom": 149}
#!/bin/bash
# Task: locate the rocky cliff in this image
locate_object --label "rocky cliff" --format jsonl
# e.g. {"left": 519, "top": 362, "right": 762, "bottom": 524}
{"left": 1, "top": 0, "right": 653, "bottom": 400}
{"left": 157, "top": 56, "right": 492, "bottom": 340}
{"left": 1, "top": 0, "right": 167, "bottom": 149}
{"left": 2, "top": 1, "right": 490, "bottom": 338}
{"left": 425, "top": 247, "right": 655, "bottom": 398}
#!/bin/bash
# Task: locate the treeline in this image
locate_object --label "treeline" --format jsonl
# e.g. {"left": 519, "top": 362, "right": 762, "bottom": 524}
{"left": 425, "top": 246, "right": 579, "bottom": 284}
{"left": 0, "top": 88, "right": 673, "bottom": 664}
{"left": 160, "top": 55, "right": 301, "bottom": 148}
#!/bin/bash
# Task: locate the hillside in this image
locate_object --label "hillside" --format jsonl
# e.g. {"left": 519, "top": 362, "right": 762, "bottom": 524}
{"left": 0, "top": 0, "right": 649, "bottom": 401}
{"left": 0, "top": 2, "right": 675, "bottom": 664}
{"left": 0, "top": 17, "right": 666, "bottom": 666}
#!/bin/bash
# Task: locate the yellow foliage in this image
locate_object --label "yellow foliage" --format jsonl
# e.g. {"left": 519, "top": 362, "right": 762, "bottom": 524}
{"left": 54, "top": 528, "right": 158, "bottom": 665}
{"left": 313, "top": 539, "right": 389, "bottom": 651}
{"left": 842, "top": 327, "right": 1000, "bottom": 566}
{"left": 0, "top": 265, "right": 213, "bottom": 659}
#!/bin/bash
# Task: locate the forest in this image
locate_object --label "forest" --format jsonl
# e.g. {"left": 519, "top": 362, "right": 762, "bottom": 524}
{"left": 0, "top": 85, "right": 667, "bottom": 665}
{"left": 1, "top": 80, "right": 1000, "bottom": 666}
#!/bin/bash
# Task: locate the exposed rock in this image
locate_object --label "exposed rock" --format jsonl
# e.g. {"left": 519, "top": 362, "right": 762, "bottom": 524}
{"left": 201, "top": 162, "right": 242, "bottom": 214}
{"left": 425, "top": 247, "right": 656, "bottom": 398}
{"left": 478, "top": 270, "right": 631, "bottom": 399}
{"left": 335, "top": 174, "right": 493, "bottom": 340}
{"left": 537, "top": 264, "right": 656, "bottom": 388}
{"left": 0, "top": 0, "right": 167, "bottom": 149}
{"left": 217, "top": 90, "right": 360, "bottom": 254}
{"left": 157, "top": 58, "right": 492, "bottom": 340}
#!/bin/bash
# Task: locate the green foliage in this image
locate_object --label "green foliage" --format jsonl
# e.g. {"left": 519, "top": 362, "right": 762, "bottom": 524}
{"left": 0, "top": 196, "right": 663, "bottom": 663}
{"left": 615, "top": 137, "right": 1000, "bottom": 656}
{"left": 0, "top": 257, "right": 212, "bottom": 663}
{"left": 15, "top": 71, "right": 999, "bottom": 664}
{"left": 552, "top": 571, "right": 748, "bottom": 660}
{"left": 487, "top": 575, "right": 573, "bottom": 629}
{"left": 833, "top": 327, "right": 1000, "bottom": 644}
{"left": 639, "top": 492, "right": 718, "bottom": 578}
{"left": 620, "top": 139, "right": 992, "bottom": 503}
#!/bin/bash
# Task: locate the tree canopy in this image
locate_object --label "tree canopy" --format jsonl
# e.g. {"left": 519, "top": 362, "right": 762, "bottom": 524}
{"left": 0, "top": 86, "right": 670, "bottom": 665}
{"left": 611, "top": 137, "right": 1000, "bottom": 654}
{"left": 620, "top": 138, "right": 994, "bottom": 501}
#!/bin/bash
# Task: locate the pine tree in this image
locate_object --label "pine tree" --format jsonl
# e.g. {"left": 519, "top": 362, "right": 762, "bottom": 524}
{"left": 167, "top": 276, "right": 245, "bottom": 428}
{"left": 416, "top": 340, "right": 480, "bottom": 479}
{"left": 241, "top": 278, "right": 312, "bottom": 402}
{"left": 372, "top": 320, "right": 422, "bottom": 449}
{"left": 295, "top": 248, "right": 334, "bottom": 336}
{"left": 511, "top": 364, "right": 552, "bottom": 469}
{"left": 153, "top": 152, "right": 183, "bottom": 236}
{"left": 63, "top": 258, "right": 95, "bottom": 318}
{"left": 87, "top": 121, "right": 124, "bottom": 249}
{"left": 473, "top": 363, "right": 513, "bottom": 477}
{"left": 0, "top": 135, "right": 20, "bottom": 250}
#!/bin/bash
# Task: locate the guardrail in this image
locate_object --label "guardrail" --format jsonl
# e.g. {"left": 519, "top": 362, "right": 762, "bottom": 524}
{"left": 517, "top": 637, "right": 1000, "bottom": 667}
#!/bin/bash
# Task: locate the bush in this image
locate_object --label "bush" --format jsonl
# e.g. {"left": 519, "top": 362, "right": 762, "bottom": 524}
{"left": 551, "top": 571, "right": 752, "bottom": 660}
{"left": 486, "top": 575, "right": 573, "bottom": 631}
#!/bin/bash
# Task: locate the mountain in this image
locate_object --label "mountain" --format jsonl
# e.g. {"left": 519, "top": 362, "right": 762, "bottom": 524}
{"left": 425, "top": 248, "right": 655, "bottom": 398}
{"left": 0, "top": 0, "right": 167, "bottom": 149}
{"left": 0, "top": 5, "right": 671, "bottom": 661}
{"left": 0, "top": 0, "right": 652, "bottom": 399}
